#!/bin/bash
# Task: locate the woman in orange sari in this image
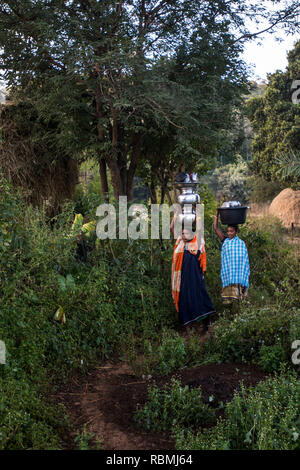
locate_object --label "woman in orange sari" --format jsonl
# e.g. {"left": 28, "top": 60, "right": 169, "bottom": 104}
{"left": 170, "top": 215, "right": 215, "bottom": 335}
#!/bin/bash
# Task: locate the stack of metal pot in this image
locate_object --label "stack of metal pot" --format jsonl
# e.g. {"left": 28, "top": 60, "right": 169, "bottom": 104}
{"left": 174, "top": 173, "right": 200, "bottom": 225}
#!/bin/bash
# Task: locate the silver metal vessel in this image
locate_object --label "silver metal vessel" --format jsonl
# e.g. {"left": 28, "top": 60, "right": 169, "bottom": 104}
{"left": 174, "top": 173, "right": 200, "bottom": 225}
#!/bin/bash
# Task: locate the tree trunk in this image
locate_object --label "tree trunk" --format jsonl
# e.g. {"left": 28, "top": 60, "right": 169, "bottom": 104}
{"left": 166, "top": 187, "right": 173, "bottom": 205}
{"left": 126, "top": 134, "right": 142, "bottom": 201}
{"left": 149, "top": 179, "right": 157, "bottom": 204}
{"left": 160, "top": 184, "right": 165, "bottom": 204}
{"left": 105, "top": 156, "right": 124, "bottom": 200}
{"left": 99, "top": 157, "right": 109, "bottom": 200}
{"left": 97, "top": 94, "right": 141, "bottom": 200}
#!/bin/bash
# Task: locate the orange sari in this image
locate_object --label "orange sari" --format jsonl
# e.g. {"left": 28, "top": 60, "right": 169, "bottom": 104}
{"left": 171, "top": 235, "right": 207, "bottom": 312}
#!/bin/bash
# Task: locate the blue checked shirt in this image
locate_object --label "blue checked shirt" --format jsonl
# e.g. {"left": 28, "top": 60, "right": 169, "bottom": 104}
{"left": 221, "top": 236, "right": 250, "bottom": 288}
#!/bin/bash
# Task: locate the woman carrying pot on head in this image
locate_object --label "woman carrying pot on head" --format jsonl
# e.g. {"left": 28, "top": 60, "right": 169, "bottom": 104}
{"left": 170, "top": 211, "right": 216, "bottom": 336}
{"left": 213, "top": 210, "right": 250, "bottom": 305}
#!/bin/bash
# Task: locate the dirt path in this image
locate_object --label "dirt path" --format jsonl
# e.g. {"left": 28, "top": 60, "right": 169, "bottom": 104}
{"left": 57, "top": 360, "right": 266, "bottom": 450}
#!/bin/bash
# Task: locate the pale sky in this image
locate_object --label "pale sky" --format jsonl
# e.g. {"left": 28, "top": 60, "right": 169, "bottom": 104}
{"left": 243, "top": 34, "right": 299, "bottom": 80}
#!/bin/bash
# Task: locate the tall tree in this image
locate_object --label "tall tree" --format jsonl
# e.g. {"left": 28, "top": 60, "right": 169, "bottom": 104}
{"left": 1, "top": 1, "right": 299, "bottom": 199}
{"left": 0, "top": 101, "right": 78, "bottom": 214}
{"left": 247, "top": 40, "right": 300, "bottom": 188}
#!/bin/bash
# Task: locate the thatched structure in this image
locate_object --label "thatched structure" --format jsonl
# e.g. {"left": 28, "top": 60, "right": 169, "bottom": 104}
{"left": 269, "top": 188, "right": 300, "bottom": 227}
{"left": 0, "top": 102, "right": 78, "bottom": 216}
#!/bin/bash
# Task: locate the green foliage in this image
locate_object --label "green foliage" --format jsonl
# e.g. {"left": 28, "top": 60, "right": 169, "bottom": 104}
{"left": 73, "top": 163, "right": 110, "bottom": 216}
{"left": 258, "top": 343, "right": 287, "bottom": 373}
{"left": 0, "top": 375, "right": 66, "bottom": 450}
{"left": 276, "top": 149, "right": 300, "bottom": 179}
{"left": 247, "top": 175, "right": 284, "bottom": 203}
{"left": 290, "top": 311, "right": 300, "bottom": 344}
{"left": 235, "top": 218, "right": 296, "bottom": 294}
{"left": 141, "top": 331, "right": 187, "bottom": 376}
{"left": 74, "top": 426, "right": 102, "bottom": 451}
{"left": 175, "top": 371, "right": 300, "bottom": 450}
{"left": 0, "top": 179, "right": 175, "bottom": 448}
{"left": 135, "top": 378, "right": 215, "bottom": 432}
{"left": 0, "top": 102, "right": 79, "bottom": 213}
{"left": 0, "top": 177, "right": 299, "bottom": 449}
{"left": 127, "top": 329, "right": 205, "bottom": 377}
{"left": 204, "top": 155, "right": 251, "bottom": 204}
{"left": 247, "top": 40, "right": 300, "bottom": 188}
{"left": 0, "top": 0, "right": 258, "bottom": 199}
{"left": 206, "top": 306, "right": 296, "bottom": 368}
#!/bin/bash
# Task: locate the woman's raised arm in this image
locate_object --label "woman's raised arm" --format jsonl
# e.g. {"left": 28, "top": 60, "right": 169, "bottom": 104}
{"left": 170, "top": 215, "right": 176, "bottom": 238}
{"left": 213, "top": 209, "right": 225, "bottom": 241}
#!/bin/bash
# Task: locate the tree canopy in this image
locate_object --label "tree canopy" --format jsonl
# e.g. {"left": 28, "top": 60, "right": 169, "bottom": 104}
{"left": 1, "top": 1, "right": 300, "bottom": 199}
{"left": 247, "top": 40, "right": 300, "bottom": 188}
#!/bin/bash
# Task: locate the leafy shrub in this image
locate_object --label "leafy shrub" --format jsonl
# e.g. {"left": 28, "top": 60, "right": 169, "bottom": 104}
{"left": 248, "top": 175, "right": 284, "bottom": 203}
{"left": 1, "top": 175, "right": 299, "bottom": 449}
{"left": 206, "top": 305, "right": 297, "bottom": 369}
{"left": 204, "top": 156, "right": 251, "bottom": 205}
{"left": 241, "top": 221, "right": 296, "bottom": 295}
{"left": 135, "top": 378, "right": 215, "bottom": 432}
{"left": 175, "top": 371, "right": 300, "bottom": 450}
{"left": 143, "top": 331, "right": 187, "bottom": 376}
{"left": 258, "top": 343, "right": 287, "bottom": 373}
{"left": 0, "top": 178, "right": 176, "bottom": 448}
{"left": 126, "top": 328, "right": 208, "bottom": 377}
{"left": 0, "top": 375, "right": 66, "bottom": 450}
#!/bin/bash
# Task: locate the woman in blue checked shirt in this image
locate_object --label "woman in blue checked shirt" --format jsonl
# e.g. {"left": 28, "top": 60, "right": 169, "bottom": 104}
{"left": 213, "top": 210, "right": 250, "bottom": 305}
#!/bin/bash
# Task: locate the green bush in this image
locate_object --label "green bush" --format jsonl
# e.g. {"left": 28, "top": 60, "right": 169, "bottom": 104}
{"left": 204, "top": 156, "right": 251, "bottom": 205}
{"left": 0, "top": 375, "right": 66, "bottom": 450}
{"left": 258, "top": 343, "right": 287, "bottom": 373}
{"left": 143, "top": 331, "right": 187, "bottom": 376}
{"left": 0, "top": 178, "right": 176, "bottom": 448}
{"left": 206, "top": 305, "right": 298, "bottom": 369}
{"left": 135, "top": 378, "right": 215, "bottom": 432}
{"left": 175, "top": 371, "right": 300, "bottom": 450}
{"left": 126, "top": 328, "right": 208, "bottom": 377}
{"left": 1, "top": 175, "right": 299, "bottom": 449}
{"left": 248, "top": 176, "right": 284, "bottom": 203}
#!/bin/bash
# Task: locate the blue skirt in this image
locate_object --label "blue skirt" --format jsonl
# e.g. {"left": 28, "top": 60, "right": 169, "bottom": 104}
{"left": 178, "top": 249, "right": 216, "bottom": 326}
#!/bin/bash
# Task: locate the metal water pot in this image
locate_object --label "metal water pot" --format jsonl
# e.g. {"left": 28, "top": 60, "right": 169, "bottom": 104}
{"left": 177, "top": 212, "right": 196, "bottom": 224}
{"left": 177, "top": 193, "right": 200, "bottom": 205}
{"left": 174, "top": 172, "right": 200, "bottom": 226}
